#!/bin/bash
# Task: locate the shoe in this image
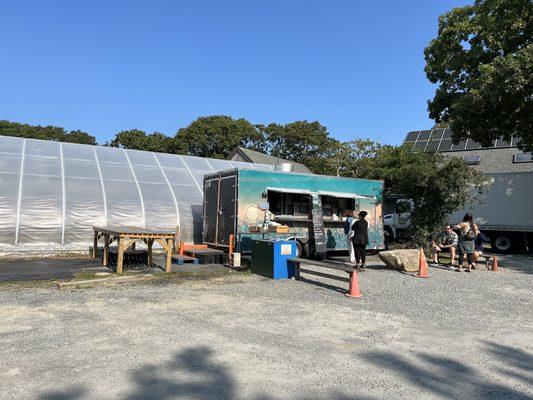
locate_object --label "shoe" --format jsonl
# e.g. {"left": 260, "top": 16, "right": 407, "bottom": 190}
{"left": 353, "top": 264, "right": 360, "bottom": 269}
{"left": 455, "top": 267, "right": 463, "bottom": 272}
{"left": 360, "top": 264, "right": 366, "bottom": 269}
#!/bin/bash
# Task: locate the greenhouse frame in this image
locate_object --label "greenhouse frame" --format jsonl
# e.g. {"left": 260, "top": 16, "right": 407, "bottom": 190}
{"left": 0, "top": 135, "right": 274, "bottom": 251}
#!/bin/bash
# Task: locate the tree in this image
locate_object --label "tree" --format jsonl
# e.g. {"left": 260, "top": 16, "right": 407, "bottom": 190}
{"left": 175, "top": 116, "right": 265, "bottom": 159}
{"left": 364, "top": 145, "right": 488, "bottom": 244}
{"left": 261, "top": 121, "right": 339, "bottom": 174}
{"left": 108, "top": 129, "right": 176, "bottom": 153}
{"left": 330, "top": 139, "right": 382, "bottom": 177}
{"left": 0, "top": 120, "right": 97, "bottom": 145}
{"left": 425, "top": 0, "right": 533, "bottom": 151}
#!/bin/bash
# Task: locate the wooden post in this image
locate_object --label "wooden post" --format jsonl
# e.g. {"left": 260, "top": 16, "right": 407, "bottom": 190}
{"left": 229, "top": 234, "right": 234, "bottom": 264}
{"left": 92, "top": 230, "right": 98, "bottom": 258}
{"left": 165, "top": 238, "right": 172, "bottom": 273}
{"left": 103, "top": 234, "right": 109, "bottom": 267}
{"left": 117, "top": 237, "right": 123, "bottom": 274}
{"left": 147, "top": 239, "right": 153, "bottom": 266}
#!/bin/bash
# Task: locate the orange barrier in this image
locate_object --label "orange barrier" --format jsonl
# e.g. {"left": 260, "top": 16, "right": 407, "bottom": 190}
{"left": 179, "top": 242, "right": 208, "bottom": 255}
{"left": 492, "top": 256, "right": 499, "bottom": 272}
{"left": 345, "top": 270, "right": 362, "bottom": 298}
{"left": 417, "top": 248, "right": 429, "bottom": 278}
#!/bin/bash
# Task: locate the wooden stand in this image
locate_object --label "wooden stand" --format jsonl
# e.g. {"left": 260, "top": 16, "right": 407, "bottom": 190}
{"left": 93, "top": 226, "right": 176, "bottom": 274}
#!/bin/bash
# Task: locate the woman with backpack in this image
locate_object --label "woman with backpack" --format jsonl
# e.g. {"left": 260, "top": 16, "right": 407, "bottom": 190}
{"left": 454, "top": 213, "right": 479, "bottom": 272}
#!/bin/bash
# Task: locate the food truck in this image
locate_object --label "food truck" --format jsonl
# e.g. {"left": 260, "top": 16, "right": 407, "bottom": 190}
{"left": 203, "top": 168, "right": 385, "bottom": 259}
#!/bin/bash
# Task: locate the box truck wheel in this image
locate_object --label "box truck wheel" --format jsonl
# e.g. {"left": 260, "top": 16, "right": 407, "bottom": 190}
{"left": 491, "top": 233, "right": 515, "bottom": 254}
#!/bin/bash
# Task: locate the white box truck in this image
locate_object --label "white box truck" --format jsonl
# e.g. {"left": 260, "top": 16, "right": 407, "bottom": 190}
{"left": 384, "top": 172, "right": 533, "bottom": 253}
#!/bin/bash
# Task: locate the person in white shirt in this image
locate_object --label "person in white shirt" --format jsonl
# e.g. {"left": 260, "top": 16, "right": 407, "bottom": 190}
{"left": 344, "top": 210, "right": 355, "bottom": 263}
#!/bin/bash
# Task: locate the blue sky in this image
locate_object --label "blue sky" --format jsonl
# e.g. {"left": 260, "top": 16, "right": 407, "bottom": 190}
{"left": 0, "top": 0, "right": 471, "bottom": 145}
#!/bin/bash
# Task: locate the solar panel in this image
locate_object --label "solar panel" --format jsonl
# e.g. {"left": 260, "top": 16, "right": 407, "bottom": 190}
{"left": 417, "top": 130, "right": 431, "bottom": 140}
{"left": 442, "top": 128, "right": 452, "bottom": 139}
{"left": 450, "top": 141, "right": 467, "bottom": 151}
{"left": 405, "top": 131, "right": 419, "bottom": 142}
{"left": 413, "top": 141, "right": 428, "bottom": 150}
{"left": 425, "top": 140, "right": 440, "bottom": 151}
{"left": 438, "top": 139, "right": 453, "bottom": 152}
{"left": 402, "top": 129, "right": 518, "bottom": 153}
{"left": 465, "top": 139, "right": 482, "bottom": 150}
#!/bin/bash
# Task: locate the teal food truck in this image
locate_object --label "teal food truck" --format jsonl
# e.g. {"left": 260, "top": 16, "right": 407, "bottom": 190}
{"left": 203, "top": 168, "right": 385, "bottom": 258}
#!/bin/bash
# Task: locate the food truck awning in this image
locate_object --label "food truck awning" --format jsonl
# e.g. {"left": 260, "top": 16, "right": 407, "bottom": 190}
{"left": 266, "top": 187, "right": 312, "bottom": 195}
{"left": 317, "top": 190, "right": 375, "bottom": 200}
{"left": 266, "top": 187, "right": 375, "bottom": 199}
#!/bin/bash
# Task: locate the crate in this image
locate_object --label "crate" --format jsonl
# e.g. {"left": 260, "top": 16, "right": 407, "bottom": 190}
{"left": 268, "top": 225, "right": 290, "bottom": 233}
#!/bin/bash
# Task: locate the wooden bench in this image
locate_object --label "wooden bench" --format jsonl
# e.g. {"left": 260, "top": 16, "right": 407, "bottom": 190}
{"left": 288, "top": 257, "right": 360, "bottom": 295}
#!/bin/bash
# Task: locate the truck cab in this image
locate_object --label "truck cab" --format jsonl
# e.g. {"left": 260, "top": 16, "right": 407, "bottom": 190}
{"left": 383, "top": 199, "right": 413, "bottom": 242}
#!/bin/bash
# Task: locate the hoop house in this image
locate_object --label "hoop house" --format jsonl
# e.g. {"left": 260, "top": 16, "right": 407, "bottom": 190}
{"left": 0, "top": 135, "right": 273, "bottom": 251}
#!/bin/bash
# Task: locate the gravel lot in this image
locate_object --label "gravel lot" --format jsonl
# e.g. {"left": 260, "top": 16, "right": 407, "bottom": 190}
{"left": 0, "top": 257, "right": 532, "bottom": 399}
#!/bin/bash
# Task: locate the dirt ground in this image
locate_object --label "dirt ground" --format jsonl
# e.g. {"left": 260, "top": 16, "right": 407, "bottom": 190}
{"left": 0, "top": 255, "right": 532, "bottom": 399}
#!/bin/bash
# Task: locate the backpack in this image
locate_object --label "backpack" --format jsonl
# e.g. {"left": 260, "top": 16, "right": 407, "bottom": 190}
{"left": 465, "top": 222, "right": 476, "bottom": 240}
{"left": 344, "top": 217, "right": 353, "bottom": 234}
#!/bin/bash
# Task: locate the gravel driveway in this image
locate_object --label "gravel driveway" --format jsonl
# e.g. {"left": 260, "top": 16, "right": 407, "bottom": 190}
{"left": 0, "top": 258, "right": 532, "bottom": 399}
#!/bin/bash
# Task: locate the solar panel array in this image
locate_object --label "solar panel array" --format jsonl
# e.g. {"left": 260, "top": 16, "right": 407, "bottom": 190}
{"left": 403, "top": 128, "right": 519, "bottom": 152}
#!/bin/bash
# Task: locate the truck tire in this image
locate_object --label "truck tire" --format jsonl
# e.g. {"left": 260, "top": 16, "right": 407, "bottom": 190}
{"left": 490, "top": 233, "right": 517, "bottom": 254}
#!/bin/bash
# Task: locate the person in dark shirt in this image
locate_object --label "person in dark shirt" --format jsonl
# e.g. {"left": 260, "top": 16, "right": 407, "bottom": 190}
{"left": 351, "top": 211, "right": 369, "bottom": 269}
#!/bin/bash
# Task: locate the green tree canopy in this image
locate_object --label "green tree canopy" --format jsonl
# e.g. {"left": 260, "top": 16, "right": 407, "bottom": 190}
{"left": 0, "top": 120, "right": 96, "bottom": 145}
{"left": 363, "top": 145, "right": 488, "bottom": 243}
{"left": 108, "top": 129, "right": 176, "bottom": 153}
{"left": 260, "top": 121, "right": 339, "bottom": 174}
{"left": 175, "top": 115, "right": 265, "bottom": 159}
{"left": 424, "top": 0, "right": 533, "bottom": 151}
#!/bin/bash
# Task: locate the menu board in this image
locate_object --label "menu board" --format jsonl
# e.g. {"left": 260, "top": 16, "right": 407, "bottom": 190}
{"left": 309, "top": 194, "right": 327, "bottom": 256}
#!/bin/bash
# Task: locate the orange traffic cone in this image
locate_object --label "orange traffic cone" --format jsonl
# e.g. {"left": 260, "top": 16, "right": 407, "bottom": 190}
{"left": 492, "top": 256, "right": 499, "bottom": 272}
{"left": 417, "top": 248, "right": 429, "bottom": 278}
{"left": 345, "top": 270, "right": 362, "bottom": 298}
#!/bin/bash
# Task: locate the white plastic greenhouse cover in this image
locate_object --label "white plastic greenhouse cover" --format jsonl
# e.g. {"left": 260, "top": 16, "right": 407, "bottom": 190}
{"left": 0, "top": 136, "right": 274, "bottom": 250}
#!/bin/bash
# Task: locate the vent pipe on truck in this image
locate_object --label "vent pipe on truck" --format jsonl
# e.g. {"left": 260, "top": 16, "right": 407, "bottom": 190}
{"left": 276, "top": 162, "right": 293, "bottom": 172}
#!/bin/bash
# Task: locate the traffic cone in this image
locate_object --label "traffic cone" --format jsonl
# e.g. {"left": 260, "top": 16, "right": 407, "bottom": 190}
{"left": 417, "top": 248, "right": 429, "bottom": 278}
{"left": 492, "top": 256, "right": 499, "bottom": 272}
{"left": 345, "top": 270, "right": 362, "bottom": 298}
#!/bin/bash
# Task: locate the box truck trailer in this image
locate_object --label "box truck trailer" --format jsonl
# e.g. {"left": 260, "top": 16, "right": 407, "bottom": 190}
{"left": 203, "top": 168, "right": 385, "bottom": 259}
{"left": 384, "top": 172, "right": 533, "bottom": 253}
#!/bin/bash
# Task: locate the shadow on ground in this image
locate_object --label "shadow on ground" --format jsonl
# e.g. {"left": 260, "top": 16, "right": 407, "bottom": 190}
{"left": 38, "top": 346, "right": 375, "bottom": 400}
{"left": 361, "top": 340, "right": 533, "bottom": 399}
{"left": 38, "top": 341, "right": 533, "bottom": 399}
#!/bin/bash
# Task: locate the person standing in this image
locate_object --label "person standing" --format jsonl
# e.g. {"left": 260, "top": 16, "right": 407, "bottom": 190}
{"left": 351, "top": 211, "right": 369, "bottom": 269}
{"left": 343, "top": 210, "right": 355, "bottom": 263}
{"left": 454, "top": 213, "right": 478, "bottom": 272}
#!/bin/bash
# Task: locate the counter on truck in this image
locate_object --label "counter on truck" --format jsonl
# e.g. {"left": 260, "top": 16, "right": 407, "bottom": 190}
{"left": 202, "top": 168, "right": 385, "bottom": 259}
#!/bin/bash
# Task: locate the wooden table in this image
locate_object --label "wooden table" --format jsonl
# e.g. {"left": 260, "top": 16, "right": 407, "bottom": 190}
{"left": 93, "top": 226, "right": 176, "bottom": 274}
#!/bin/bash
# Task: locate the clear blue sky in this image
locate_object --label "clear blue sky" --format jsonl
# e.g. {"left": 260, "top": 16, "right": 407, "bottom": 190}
{"left": 0, "top": 0, "right": 471, "bottom": 145}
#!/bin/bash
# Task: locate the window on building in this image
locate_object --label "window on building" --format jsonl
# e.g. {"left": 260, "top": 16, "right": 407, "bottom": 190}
{"left": 463, "top": 155, "right": 481, "bottom": 165}
{"left": 513, "top": 153, "right": 533, "bottom": 163}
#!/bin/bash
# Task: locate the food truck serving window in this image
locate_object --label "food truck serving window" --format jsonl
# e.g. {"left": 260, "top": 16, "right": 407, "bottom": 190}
{"left": 267, "top": 190, "right": 310, "bottom": 217}
{"left": 320, "top": 195, "right": 356, "bottom": 219}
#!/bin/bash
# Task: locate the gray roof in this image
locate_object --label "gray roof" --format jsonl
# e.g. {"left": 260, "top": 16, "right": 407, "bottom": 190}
{"left": 228, "top": 147, "right": 312, "bottom": 173}
{"left": 403, "top": 129, "right": 533, "bottom": 174}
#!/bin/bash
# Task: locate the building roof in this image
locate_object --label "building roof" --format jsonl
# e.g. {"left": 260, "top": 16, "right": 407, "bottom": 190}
{"left": 228, "top": 147, "right": 312, "bottom": 174}
{"left": 402, "top": 129, "right": 533, "bottom": 174}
